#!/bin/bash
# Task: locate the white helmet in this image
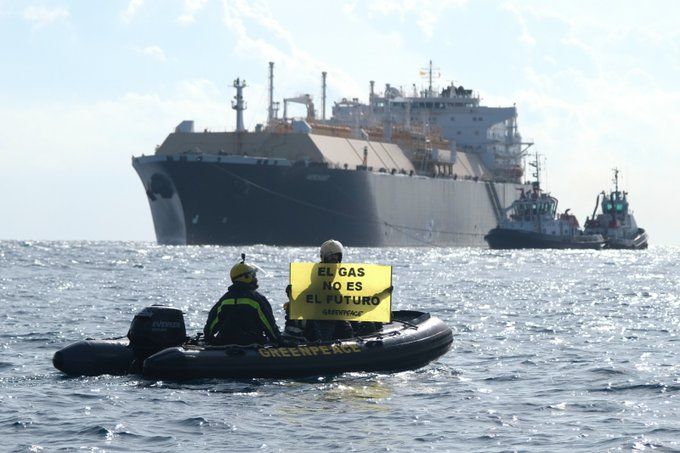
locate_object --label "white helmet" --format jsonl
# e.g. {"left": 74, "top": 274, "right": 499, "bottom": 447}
{"left": 320, "top": 239, "right": 344, "bottom": 262}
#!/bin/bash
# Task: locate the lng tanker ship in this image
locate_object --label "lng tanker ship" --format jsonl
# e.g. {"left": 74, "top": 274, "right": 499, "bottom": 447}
{"left": 132, "top": 62, "right": 532, "bottom": 246}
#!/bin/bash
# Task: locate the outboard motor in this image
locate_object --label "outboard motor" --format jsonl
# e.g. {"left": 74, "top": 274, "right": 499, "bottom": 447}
{"left": 127, "top": 305, "right": 187, "bottom": 360}
{"left": 54, "top": 305, "right": 187, "bottom": 376}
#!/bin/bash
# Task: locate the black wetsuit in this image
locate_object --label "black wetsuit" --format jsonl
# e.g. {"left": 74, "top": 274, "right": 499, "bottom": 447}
{"left": 204, "top": 282, "right": 281, "bottom": 345}
{"left": 305, "top": 320, "right": 354, "bottom": 342}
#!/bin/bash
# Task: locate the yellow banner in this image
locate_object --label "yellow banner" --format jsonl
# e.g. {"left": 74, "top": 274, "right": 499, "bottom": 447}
{"left": 289, "top": 262, "right": 392, "bottom": 322}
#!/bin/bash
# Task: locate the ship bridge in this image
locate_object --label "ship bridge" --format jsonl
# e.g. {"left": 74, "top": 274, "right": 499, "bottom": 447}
{"left": 330, "top": 82, "right": 527, "bottom": 182}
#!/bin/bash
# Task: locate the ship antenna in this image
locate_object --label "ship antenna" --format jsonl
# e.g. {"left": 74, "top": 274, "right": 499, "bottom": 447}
{"left": 528, "top": 150, "right": 542, "bottom": 190}
{"left": 612, "top": 167, "right": 619, "bottom": 193}
{"left": 419, "top": 60, "right": 440, "bottom": 97}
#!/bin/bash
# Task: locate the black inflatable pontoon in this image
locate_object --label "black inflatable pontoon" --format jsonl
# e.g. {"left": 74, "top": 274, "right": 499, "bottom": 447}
{"left": 53, "top": 306, "right": 452, "bottom": 379}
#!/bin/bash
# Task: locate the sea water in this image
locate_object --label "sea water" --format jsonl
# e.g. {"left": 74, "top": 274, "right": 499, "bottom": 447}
{"left": 1, "top": 241, "right": 678, "bottom": 452}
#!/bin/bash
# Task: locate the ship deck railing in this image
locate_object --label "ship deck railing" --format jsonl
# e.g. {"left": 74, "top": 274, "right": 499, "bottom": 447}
{"left": 132, "top": 153, "right": 501, "bottom": 183}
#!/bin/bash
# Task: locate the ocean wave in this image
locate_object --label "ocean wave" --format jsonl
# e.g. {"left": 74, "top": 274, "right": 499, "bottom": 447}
{"left": 588, "top": 383, "right": 680, "bottom": 394}
{"left": 77, "top": 425, "right": 113, "bottom": 438}
{"left": 588, "top": 366, "right": 629, "bottom": 376}
{"left": 176, "top": 416, "right": 210, "bottom": 427}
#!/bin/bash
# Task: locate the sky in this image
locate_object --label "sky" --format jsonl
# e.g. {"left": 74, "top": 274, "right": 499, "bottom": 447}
{"left": 1, "top": 0, "right": 678, "bottom": 245}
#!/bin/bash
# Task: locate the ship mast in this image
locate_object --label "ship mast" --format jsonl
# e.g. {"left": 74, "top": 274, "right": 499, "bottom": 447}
{"left": 419, "top": 60, "right": 439, "bottom": 97}
{"left": 529, "top": 150, "right": 542, "bottom": 189}
{"left": 321, "top": 71, "right": 327, "bottom": 120}
{"left": 232, "top": 78, "right": 247, "bottom": 132}
{"left": 612, "top": 167, "right": 620, "bottom": 194}
{"left": 267, "top": 62, "right": 274, "bottom": 126}
{"left": 384, "top": 83, "right": 393, "bottom": 142}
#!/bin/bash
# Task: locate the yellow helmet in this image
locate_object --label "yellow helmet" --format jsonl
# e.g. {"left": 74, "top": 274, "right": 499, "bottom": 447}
{"left": 230, "top": 254, "right": 258, "bottom": 284}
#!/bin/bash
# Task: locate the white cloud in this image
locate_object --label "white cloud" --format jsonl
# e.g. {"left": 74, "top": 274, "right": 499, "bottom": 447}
{"left": 417, "top": 10, "right": 437, "bottom": 39}
{"left": 22, "top": 5, "right": 69, "bottom": 29}
{"left": 121, "top": 0, "right": 144, "bottom": 23}
{"left": 177, "top": 14, "right": 194, "bottom": 24}
{"left": 134, "top": 45, "right": 167, "bottom": 61}
{"left": 366, "top": 0, "right": 467, "bottom": 39}
{"left": 220, "top": 0, "right": 364, "bottom": 110}
{"left": 224, "top": 0, "right": 293, "bottom": 43}
{"left": 367, "top": 0, "right": 408, "bottom": 19}
{"left": 342, "top": 0, "right": 359, "bottom": 16}
{"left": 503, "top": 2, "right": 535, "bottom": 48}
{"left": 177, "top": 0, "right": 209, "bottom": 24}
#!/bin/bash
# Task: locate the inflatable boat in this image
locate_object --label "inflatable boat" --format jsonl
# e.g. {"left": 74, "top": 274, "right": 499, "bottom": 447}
{"left": 53, "top": 305, "right": 453, "bottom": 379}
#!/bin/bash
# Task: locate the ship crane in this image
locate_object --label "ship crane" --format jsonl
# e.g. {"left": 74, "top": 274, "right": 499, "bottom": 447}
{"left": 283, "top": 94, "right": 316, "bottom": 121}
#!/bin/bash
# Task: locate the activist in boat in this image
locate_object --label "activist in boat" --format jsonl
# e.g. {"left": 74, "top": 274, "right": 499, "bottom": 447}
{"left": 52, "top": 243, "right": 454, "bottom": 378}
{"left": 203, "top": 254, "right": 282, "bottom": 346}
{"left": 283, "top": 239, "right": 393, "bottom": 343}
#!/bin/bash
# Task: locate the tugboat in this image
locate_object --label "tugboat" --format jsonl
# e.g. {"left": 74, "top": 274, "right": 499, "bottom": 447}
{"left": 583, "top": 169, "right": 648, "bottom": 249}
{"left": 485, "top": 154, "right": 605, "bottom": 250}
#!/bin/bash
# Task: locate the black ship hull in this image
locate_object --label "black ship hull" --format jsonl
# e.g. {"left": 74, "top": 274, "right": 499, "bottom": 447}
{"left": 484, "top": 228, "right": 605, "bottom": 250}
{"left": 132, "top": 155, "right": 520, "bottom": 246}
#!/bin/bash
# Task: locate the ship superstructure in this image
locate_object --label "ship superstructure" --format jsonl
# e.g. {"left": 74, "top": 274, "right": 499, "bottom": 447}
{"left": 330, "top": 61, "right": 529, "bottom": 182}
